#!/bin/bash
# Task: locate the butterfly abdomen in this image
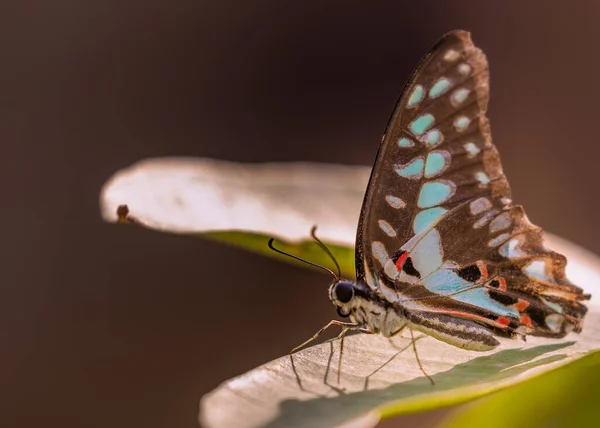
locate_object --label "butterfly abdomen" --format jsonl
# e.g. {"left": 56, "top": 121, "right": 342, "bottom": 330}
{"left": 406, "top": 310, "right": 500, "bottom": 351}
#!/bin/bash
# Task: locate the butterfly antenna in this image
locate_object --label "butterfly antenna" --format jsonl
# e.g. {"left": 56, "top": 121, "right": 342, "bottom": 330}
{"left": 268, "top": 237, "right": 338, "bottom": 281}
{"left": 310, "top": 226, "right": 341, "bottom": 280}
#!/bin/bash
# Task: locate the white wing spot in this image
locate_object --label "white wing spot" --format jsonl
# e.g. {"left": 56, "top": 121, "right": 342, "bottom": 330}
{"left": 378, "top": 219, "right": 397, "bottom": 237}
{"left": 476, "top": 171, "right": 491, "bottom": 185}
{"left": 469, "top": 197, "right": 492, "bottom": 215}
{"left": 451, "top": 88, "right": 470, "bottom": 107}
{"left": 384, "top": 260, "right": 400, "bottom": 281}
{"left": 372, "top": 241, "right": 390, "bottom": 267}
{"left": 541, "top": 297, "right": 564, "bottom": 314}
{"left": 444, "top": 49, "right": 460, "bottom": 61}
{"left": 499, "top": 237, "right": 526, "bottom": 259}
{"left": 524, "top": 259, "right": 552, "bottom": 282}
{"left": 545, "top": 314, "right": 564, "bottom": 333}
{"left": 474, "top": 209, "right": 499, "bottom": 229}
{"left": 364, "top": 264, "right": 377, "bottom": 289}
{"left": 464, "top": 142, "right": 480, "bottom": 158}
{"left": 454, "top": 116, "right": 471, "bottom": 132}
{"left": 385, "top": 195, "right": 406, "bottom": 209}
{"left": 458, "top": 63, "right": 471, "bottom": 76}
{"left": 490, "top": 212, "right": 512, "bottom": 233}
{"left": 488, "top": 233, "right": 510, "bottom": 247}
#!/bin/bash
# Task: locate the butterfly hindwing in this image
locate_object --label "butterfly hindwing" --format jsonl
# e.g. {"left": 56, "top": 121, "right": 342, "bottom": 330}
{"left": 399, "top": 201, "right": 588, "bottom": 337}
{"left": 355, "top": 30, "right": 588, "bottom": 340}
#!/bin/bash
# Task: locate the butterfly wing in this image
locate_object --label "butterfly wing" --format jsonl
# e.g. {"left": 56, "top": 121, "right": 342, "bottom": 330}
{"left": 355, "top": 30, "right": 588, "bottom": 339}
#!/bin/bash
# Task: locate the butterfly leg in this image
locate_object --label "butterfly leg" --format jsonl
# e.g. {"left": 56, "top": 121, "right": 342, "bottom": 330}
{"left": 337, "top": 328, "right": 349, "bottom": 384}
{"left": 363, "top": 332, "right": 416, "bottom": 390}
{"left": 290, "top": 320, "right": 359, "bottom": 354}
{"left": 410, "top": 328, "right": 434, "bottom": 385}
{"left": 335, "top": 325, "right": 368, "bottom": 384}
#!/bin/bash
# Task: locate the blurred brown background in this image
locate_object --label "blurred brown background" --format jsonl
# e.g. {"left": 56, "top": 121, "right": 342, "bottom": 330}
{"left": 4, "top": 1, "right": 600, "bottom": 427}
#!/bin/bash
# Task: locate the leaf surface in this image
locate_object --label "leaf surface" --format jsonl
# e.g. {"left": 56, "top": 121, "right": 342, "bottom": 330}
{"left": 100, "top": 158, "right": 600, "bottom": 428}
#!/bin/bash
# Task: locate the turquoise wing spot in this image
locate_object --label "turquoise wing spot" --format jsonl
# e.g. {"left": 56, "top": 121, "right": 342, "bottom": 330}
{"left": 409, "top": 114, "right": 435, "bottom": 136}
{"left": 421, "top": 269, "right": 519, "bottom": 317}
{"left": 424, "top": 129, "right": 443, "bottom": 146}
{"left": 408, "top": 228, "right": 444, "bottom": 279}
{"left": 398, "top": 137, "right": 414, "bottom": 148}
{"left": 424, "top": 151, "right": 449, "bottom": 177}
{"left": 418, "top": 180, "right": 455, "bottom": 208}
{"left": 407, "top": 85, "right": 425, "bottom": 108}
{"left": 395, "top": 158, "right": 424, "bottom": 179}
{"left": 413, "top": 207, "right": 448, "bottom": 234}
{"left": 429, "top": 78, "right": 451, "bottom": 98}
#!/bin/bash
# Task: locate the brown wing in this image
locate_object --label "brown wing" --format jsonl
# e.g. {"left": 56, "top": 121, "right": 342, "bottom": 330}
{"left": 354, "top": 30, "right": 589, "bottom": 339}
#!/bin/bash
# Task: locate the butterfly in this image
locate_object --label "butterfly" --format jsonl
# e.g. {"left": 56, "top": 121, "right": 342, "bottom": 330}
{"left": 272, "top": 30, "right": 590, "bottom": 384}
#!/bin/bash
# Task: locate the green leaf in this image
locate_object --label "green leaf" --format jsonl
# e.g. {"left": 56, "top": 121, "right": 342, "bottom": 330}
{"left": 206, "top": 231, "right": 356, "bottom": 279}
{"left": 100, "top": 157, "right": 369, "bottom": 277}
{"left": 438, "top": 351, "right": 600, "bottom": 428}
{"left": 100, "top": 158, "right": 600, "bottom": 428}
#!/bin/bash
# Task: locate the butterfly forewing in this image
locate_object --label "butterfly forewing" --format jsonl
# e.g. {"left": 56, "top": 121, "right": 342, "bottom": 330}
{"left": 356, "top": 31, "right": 500, "bottom": 286}
{"left": 355, "top": 30, "right": 588, "bottom": 340}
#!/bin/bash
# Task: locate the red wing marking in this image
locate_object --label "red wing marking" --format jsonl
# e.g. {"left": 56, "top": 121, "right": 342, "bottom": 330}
{"left": 497, "top": 316, "right": 511, "bottom": 326}
{"left": 396, "top": 251, "right": 409, "bottom": 272}
{"left": 476, "top": 260, "right": 489, "bottom": 281}
{"left": 515, "top": 299, "right": 530, "bottom": 311}
{"left": 424, "top": 308, "right": 512, "bottom": 330}
{"left": 520, "top": 314, "right": 533, "bottom": 327}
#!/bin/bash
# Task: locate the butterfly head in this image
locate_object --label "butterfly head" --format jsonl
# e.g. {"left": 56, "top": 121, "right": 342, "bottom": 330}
{"left": 329, "top": 280, "right": 358, "bottom": 318}
{"left": 268, "top": 230, "right": 361, "bottom": 319}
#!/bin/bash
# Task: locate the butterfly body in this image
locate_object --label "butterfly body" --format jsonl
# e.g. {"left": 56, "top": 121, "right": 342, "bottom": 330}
{"left": 331, "top": 280, "right": 407, "bottom": 338}
{"left": 323, "top": 30, "right": 589, "bottom": 357}
{"left": 331, "top": 279, "right": 501, "bottom": 351}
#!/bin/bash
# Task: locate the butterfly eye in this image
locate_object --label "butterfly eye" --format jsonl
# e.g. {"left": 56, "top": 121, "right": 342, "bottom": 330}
{"left": 333, "top": 282, "right": 354, "bottom": 304}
